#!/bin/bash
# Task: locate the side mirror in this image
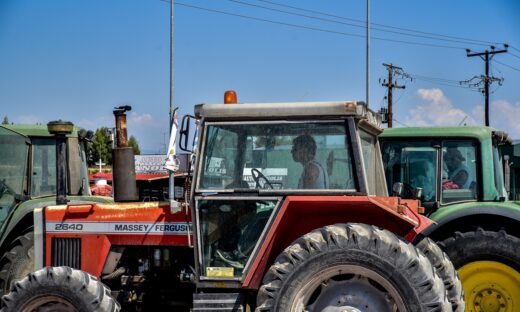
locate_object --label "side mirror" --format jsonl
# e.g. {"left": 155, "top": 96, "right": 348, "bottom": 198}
{"left": 392, "top": 182, "right": 403, "bottom": 196}
{"left": 179, "top": 115, "right": 195, "bottom": 153}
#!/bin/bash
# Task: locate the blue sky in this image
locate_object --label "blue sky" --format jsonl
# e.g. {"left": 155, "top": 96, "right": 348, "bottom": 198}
{"left": 1, "top": 0, "right": 519, "bottom": 153}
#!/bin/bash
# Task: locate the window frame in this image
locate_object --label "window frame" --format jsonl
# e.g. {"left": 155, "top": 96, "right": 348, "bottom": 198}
{"left": 440, "top": 139, "right": 482, "bottom": 205}
{"left": 195, "top": 119, "right": 361, "bottom": 194}
{"left": 194, "top": 196, "right": 282, "bottom": 282}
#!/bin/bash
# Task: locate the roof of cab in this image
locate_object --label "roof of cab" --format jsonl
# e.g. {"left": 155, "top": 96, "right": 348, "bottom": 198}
{"left": 195, "top": 101, "right": 381, "bottom": 127}
{"left": 0, "top": 124, "right": 80, "bottom": 138}
{"left": 381, "top": 126, "right": 496, "bottom": 142}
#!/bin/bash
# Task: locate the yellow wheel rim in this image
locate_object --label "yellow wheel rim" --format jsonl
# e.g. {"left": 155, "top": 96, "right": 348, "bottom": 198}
{"left": 459, "top": 260, "right": 520, "bottom": 312}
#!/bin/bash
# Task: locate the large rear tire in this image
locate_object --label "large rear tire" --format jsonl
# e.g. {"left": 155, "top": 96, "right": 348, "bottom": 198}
{"left": 256, "top": 223, "right": 451, "bottom": 312}
{"left": 439, "top": 228, "right": 520, "bottom": 312}
{"left": 0, "top": 266, "right": 120, "bottom": 312}
{"left": 416, "top": 237, "right": 464, "bottom": 312}
{"left": 0, "top": 231, "right": 34, "bottom": 296}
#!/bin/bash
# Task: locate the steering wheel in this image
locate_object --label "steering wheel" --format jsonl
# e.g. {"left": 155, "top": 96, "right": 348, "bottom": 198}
{"left": 251, "top": 169, "right": 274, "bottom": 189}
{"left": 401, "top": 182, "right": 416, "bottom": 199}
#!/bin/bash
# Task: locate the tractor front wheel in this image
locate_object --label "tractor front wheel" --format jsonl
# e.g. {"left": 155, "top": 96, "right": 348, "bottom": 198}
{"left": 0, "top": 231, "right": 34, "bottom": 296}
{"left": 0, "top": 266, "right": 120, "bottom": 312}
{"left": 256, "top": 223, "right": 450, "bottom": 312}
{"left": 439, "top": 228, "right": 520, "bottom": 312}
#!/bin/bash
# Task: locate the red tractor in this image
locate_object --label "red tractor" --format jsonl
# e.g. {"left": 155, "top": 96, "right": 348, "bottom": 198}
{"left": 1, "top": 99, "right": 461, "bottom": 311}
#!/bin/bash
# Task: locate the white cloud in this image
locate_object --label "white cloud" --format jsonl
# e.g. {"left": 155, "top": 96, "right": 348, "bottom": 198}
{"left": 130, "top": 112, "right": 154, "bottom": 125}
{"left": 490, "top": 100, "right": 520, "bottom": 137}
{"left": 403, "top": 88, "right": 478, "bottom": 126}
{"left": 75, "top": 116, "right": 113, "bottom": 130}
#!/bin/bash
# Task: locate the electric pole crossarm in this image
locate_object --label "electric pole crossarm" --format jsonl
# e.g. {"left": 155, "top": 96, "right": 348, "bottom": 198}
{"left": 466, "top": 46, "right": 508, "bottom": 126}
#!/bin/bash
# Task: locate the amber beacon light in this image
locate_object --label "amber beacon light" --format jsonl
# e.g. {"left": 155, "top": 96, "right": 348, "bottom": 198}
{"left": 224, "top": 90, "right": 238, "bottom": 104}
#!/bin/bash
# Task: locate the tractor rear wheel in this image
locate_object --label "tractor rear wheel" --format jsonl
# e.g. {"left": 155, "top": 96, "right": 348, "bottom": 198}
{"left": 0, "top": 266, "right": 120, "bottom": 312}
{"left": 256, "top": 223, "right": 451, "bottom": 312}
{"left": 416, "top": 237, "right": 464, "bottom": 312}
{"left": 438, "top": 228, "right": 520, "bottom": 312}
{"left": 0, "top": 231, "right": 34, "bottom": 296}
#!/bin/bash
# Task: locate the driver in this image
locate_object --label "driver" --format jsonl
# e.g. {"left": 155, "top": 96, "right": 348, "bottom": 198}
{"left": 443, "top": 148, "right": 472, "bottom": 189}
{"left": 292, "top": 134, "right": 328, "bottom": 189}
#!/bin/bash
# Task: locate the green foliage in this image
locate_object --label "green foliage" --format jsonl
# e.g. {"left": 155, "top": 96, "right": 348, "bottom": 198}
{"left": 128, "top": 136, "right": 141, "bottom": 155}
{"left": 2, "top": 116, "right": 9, "bottom": 125}
{"left": 91, "top": 127, "right": 113, "bottom": 165}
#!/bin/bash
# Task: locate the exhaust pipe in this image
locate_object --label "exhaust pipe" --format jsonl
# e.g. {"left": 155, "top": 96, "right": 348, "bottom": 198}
{"left": 47, "top": 121, "right": 74, "bottom": 205}
{"left": 112, "top": 106, "right": 138, "bottom": 202}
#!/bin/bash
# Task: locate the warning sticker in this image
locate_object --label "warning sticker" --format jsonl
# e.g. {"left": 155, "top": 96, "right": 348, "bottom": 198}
{"left": 206, "top": 267, "right": 234, "bottom": 277}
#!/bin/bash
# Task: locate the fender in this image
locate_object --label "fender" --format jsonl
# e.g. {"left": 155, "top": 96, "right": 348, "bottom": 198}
{"left": 421, "top": 203, "right": 520, "bottom": 238}
{"left": 243, "top": 195, "right": 431, "bottom": 289}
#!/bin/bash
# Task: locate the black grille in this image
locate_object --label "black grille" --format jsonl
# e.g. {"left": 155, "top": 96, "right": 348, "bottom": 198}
{"left": 51, "top": 238, "right": 81, "bottom": 269}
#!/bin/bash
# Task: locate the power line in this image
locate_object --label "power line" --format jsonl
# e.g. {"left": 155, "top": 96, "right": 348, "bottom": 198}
{"left": 393, "top": 88, "right": 407, "bottom": 105}
{"left": 507, "top": 52, "right": 520, "bottom": 60}
{"left": 256, "top": 0, "right": 503, "bottom": 46}
{"left": 493, "top": 59, "right": 520, "bottom": 72}
{"left": 509, "top": 45, "right": 520, "bottom": 54}
{"left": 412, "top": 77, "right": 480, "bottom": 90}
{"left": 406, "top": 74, "right": 479, "bottom": 90}
{"left": 172, "top": 1, "right": 465, "bottom": 50}
{"left": 411, "top": 74, "right": 461, "bottom": 83}
{"left": 227, "top": 0, "right": 492, "bottom": 47}
{"left": 392, "top": 118, "right": 410, "bottom": 127}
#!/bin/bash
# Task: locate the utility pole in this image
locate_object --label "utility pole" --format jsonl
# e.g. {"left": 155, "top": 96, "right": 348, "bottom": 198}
{"left": 366, "top": 0, "right": 370, "bottom": 108}
{"left": 381, "top": 63, "right": 406, "bottom": 128}
{"left": 169, "top": 0, "right": 177, "bottom": 210}
{"left": 466, "top": 45, "right": 508, "bottom": 126}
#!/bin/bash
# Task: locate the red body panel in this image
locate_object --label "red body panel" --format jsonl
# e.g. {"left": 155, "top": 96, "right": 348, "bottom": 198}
{"left": 44, "top": 202, "right": 192, "bottom": 277}
{"left": 243, "top": 195, "right": 431, "bottom": 289}
{"left": 44, "top": 196, "right": 429, "bottom": 288}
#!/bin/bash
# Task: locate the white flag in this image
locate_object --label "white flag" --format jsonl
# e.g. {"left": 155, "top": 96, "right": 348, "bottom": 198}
{"left": 164, "top": 109, "right": 179, "bottom": 172}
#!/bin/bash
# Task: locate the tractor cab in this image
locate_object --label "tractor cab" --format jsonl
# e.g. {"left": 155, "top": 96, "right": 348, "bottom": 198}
{"left": 0, "top": 124, "right": 91, "bottom": 229}
{"left": 380, "top": 127, "right": 510, "bottom": 211}
{"left": 181, "top": 100, "right": 392, "bottom": 282}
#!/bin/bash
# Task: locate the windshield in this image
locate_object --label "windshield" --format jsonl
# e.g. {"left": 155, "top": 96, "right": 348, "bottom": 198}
{"left": 359, "top": 130, "right": 387, "bottom": 196}
{"left": 197, "top": 121, "right": 356, "bottom": 191}
{"left": 0, "top": 127, "right": 28, "bottom": 223}
{"left": 31, "top": 138, "right": 57, "bottom": 197}
{"left": 382, "top": 140, "right": 437, "bottom": 202}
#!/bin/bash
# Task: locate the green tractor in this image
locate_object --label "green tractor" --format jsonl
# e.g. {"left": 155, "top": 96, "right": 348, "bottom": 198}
{"left": 380, "top": 126, "right": 520, "bottom": 311}
{"left": 0, "top": 122, "right": 112, "bottom": 295}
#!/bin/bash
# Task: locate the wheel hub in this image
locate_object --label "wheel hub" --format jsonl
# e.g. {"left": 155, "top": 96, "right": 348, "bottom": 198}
{"left": 474, "top": 288, "right": 506, "bottom": 312}
{"left": 21, "top": 295, "right": 79, "bottom": 312}
{"left": 291, "top": 265, "right": 405, "bottom": 312}
{"left": 459, "top": 261, "right": 520, "bottom": 312}
{"left": 311, "top": 278, "right": 394, "bottom": 312}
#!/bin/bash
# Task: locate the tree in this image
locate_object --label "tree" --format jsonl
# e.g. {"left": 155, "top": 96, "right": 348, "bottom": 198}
{"left": 128, "top": 136, "right": 141, "bottom": 155}
{"left": 2, "top": 116, "right": 9, "bottom": 125}
{"left": 91, "top": 127, "right": 113, "bottom": 165}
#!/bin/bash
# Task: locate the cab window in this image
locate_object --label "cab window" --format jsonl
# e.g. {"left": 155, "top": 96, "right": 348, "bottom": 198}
{"left": 441, "top": 141, "right": 478, "bottom": 203}
{"left": 382, "top": 140, "right": 436, "bottom": 202}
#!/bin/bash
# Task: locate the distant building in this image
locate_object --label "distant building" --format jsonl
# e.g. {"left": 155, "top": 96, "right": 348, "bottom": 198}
{"left": 88, "top": 153, "right": 191, "bottom": 201}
